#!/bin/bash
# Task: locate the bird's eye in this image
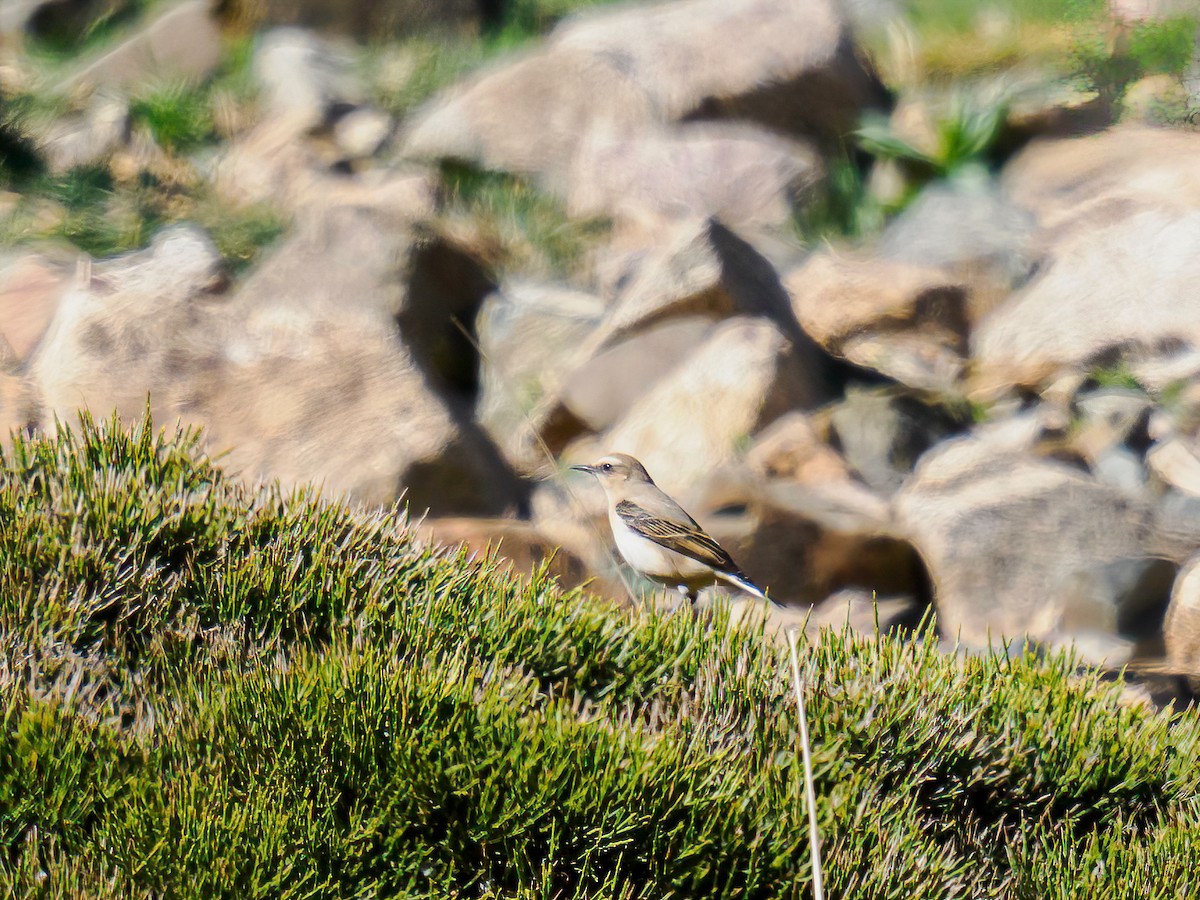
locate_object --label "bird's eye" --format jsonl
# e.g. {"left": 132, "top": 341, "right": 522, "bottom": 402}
{"left": 601, "top": 463, "right": 613, "bottom": 472}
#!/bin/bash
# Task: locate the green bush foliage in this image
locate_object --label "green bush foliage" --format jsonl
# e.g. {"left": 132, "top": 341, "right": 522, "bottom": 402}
{"left": 1, "top": 415, "right": 1199, "bottom": 897}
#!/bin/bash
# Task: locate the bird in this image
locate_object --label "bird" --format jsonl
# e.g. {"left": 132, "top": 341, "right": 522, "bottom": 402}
{"left": 571, "top": 453, "right": 778, "bottom": 608}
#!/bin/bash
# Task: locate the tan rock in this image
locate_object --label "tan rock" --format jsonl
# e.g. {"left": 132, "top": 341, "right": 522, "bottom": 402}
{"left": 786, "top": 251, "right": 966, "bottom": 351}
{"left": 566, "top": 123, "right": 820, "bottom": 232}
{"left": 1165, "top": 554, "right": 1200, "bottom": 691}
{"left": 527, "top": 316, "right": 714, "bottom": 462}
{"left": 603, "top": 317, "right": 827, "bottom": 500}
{"left": 1002, "top": 126, "right": 1200, "bottom": 234}
{"left": 0, "top": 253, "right": 72, "bottom": 364}
{"left": 65, "top": 0, "right": 222, "bottom": 91}
{"left": 252, "top": 0, "right": 481, "bottom": 39}
{"left": 403, "top": 44, "right": 656, "bottom": 188}
{"left": 785, "top": 250, "right": 966, "bottom": 389}
{"left": 743, "top": 411, "right": 850, "bottom": 484}
{"left": 595, "top": 217, "right": 820, "bottom": 351}
{"left": 972, "top": 206, "right": 1200, "bottom": 390}
{"left": 28, "top": 223, "right": 521, "bottom": 515}
{"left": 475, "top": 280, "right": 604, "bottom": 464}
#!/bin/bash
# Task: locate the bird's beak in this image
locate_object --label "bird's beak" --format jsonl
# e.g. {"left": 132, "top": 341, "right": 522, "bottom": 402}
{"left": 569, "top": 464, "right": 597, "bottom": 475}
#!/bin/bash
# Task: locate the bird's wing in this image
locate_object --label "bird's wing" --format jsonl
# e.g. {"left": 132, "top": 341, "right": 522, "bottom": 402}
{"left": 614, "top": 499, "right": 738, "bottom": 573}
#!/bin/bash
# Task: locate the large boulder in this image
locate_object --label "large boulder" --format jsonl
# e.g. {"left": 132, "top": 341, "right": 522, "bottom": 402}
{"left": 28, "top": 224, "right": 521, "bottom": 515}
{"left": 895, "top": 421, "right": 1200, "bottom": 647}
{"left": 402, "top": 0, "right": 884, "bottom": 185}
{"left": 972, "top": 207, "right": 1200, "bottom": 390}
{"left": 600, "top": 316, "right": 827, "bottom": 500}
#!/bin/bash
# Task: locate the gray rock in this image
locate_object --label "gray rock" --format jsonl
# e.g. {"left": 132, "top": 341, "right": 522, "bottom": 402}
{"left": 878, "top": 180, "right": 1037, "bottom": 322}
{"left": 829, "top": 387, "right": 963, "bottom": 495}
{"left": 254, "top": 27, "right": 361, "bottom": 129}
{"left": 39, "top": 90, "right": 128, "bottom": 174}
{"left": 895, "top": 428, "right": 1200, "bottom": 646}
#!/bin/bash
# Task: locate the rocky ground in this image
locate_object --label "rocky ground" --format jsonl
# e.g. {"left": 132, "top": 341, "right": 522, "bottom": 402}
{"left": 6, "top": 0, "right": 1200, "bottom": 699}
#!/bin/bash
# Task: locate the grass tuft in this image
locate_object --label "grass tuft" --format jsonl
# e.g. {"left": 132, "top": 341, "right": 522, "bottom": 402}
{"left": 1, "top": 413, "right": 1199, "bottom": 896}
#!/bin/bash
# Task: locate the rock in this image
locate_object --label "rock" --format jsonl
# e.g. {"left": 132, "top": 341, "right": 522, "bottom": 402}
{"left": 690, "top": 465, "right": 925, "bottom": 607}
{"left": 1001, "top": 126, "right": 1200, "bottom": 234}
{"left": 333, "top": 105, "right": 393, "bottom": 159}
{"left": 0, "top": 252, "right": 72, "bottom": 364}
{"left": 828, "top": 388, "right": 964, "bottom": 495}
{"left": 28, "top": 223, "right": 521, "bottom": 515}
{"left": 474, "top": 280, "right": 604, "bottom": 461}
{"left": 785, "top": 250, "right": 967, "bottom": 389}
{"left": 30, "top": 224, "right": 227, "bottom": 427}
{"left": 566, "top": 123, "right": 820, "bottom": 233}
{"left": 973, "top": 207, "right": 1200, "bottom": 390}
{"left": 601, "top": 317, "right": 829, "bottom": 501}
{"left": 254, "top": 28, "right": 361, "bottom": 130}
{"left": 877, "top": 180, "right": 1037, "bottom": 322}
{"left": 1149, "top": 438, "right": 1200, "bottom": 497}
{"left": 17, "top": 0, "right": 128, "bottom": 47}
{"left": 595, "top": 217, "right": 822, "bottom": 354}
{"left": 234, "top": 203, "right": 493, "bottom": 402}
{"left": 1165, "top": 553, "right": 1200, "bottom": 691}
{"left": 0, "top": 371, "right": 36, "bottom": 442}
{"left": 64, "top": 0, "right": 223, "bottom": 91}
{"left": 39, "top": 90, "right": 128, "bottom": 174}
{"left": 895, "top": 430, "right": 1200, "bottom": 646}
{"left": 527, "top": 316, "right": 714, "bottom": 465}
{"left": 416, "top": 517, "right": 626, "bottom": 602}
{"left": 550, "top": 0, "right": 885, "bottom": 144}
{"left": 251, "top": 0, "right": 481, "bottom": 40}
{"left": 1058, "top": 557, "right": 1176, "bottom": 639}
{"left": 743, "top": 411, "right": 850, "bottom": 484}
{"left": 1071, "top": 387, "right": 1152, "bottom": 465}
{"left": 402, "top": 0, "right": 883, "bottom": 185}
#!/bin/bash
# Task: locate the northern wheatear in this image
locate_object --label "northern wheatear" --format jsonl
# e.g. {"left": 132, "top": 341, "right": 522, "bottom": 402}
{"left": 571, "top": 453, "right": 777, "bottom": 607}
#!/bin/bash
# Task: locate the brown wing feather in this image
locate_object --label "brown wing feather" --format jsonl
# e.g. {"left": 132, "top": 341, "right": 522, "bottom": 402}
{"left": 614, "top": 499, "right": 738, "bottom": 573}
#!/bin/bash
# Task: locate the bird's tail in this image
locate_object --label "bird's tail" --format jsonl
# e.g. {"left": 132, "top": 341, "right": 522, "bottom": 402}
{"left": 718, "top": 570, "right": 782, "bottom": 607}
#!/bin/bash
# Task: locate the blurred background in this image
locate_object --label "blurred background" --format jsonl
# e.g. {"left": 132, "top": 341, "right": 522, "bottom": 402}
{"left": 6, "top": 0, "right": 1200, "bottom": 694}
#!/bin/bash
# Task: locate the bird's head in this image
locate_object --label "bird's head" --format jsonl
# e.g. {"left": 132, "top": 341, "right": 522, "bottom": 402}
{"left": 570, "top": 453, "right": 654, "bottom": 488}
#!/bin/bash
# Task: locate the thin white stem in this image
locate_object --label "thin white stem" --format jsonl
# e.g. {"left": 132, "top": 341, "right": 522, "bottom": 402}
{"left": 787, "top": 628, "right": 825, "bottom": 900}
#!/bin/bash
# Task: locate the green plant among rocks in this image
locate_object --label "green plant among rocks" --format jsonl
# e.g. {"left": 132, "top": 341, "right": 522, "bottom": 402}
{"left": 1, "top": 413, "right": 1199, "bottom": 897}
